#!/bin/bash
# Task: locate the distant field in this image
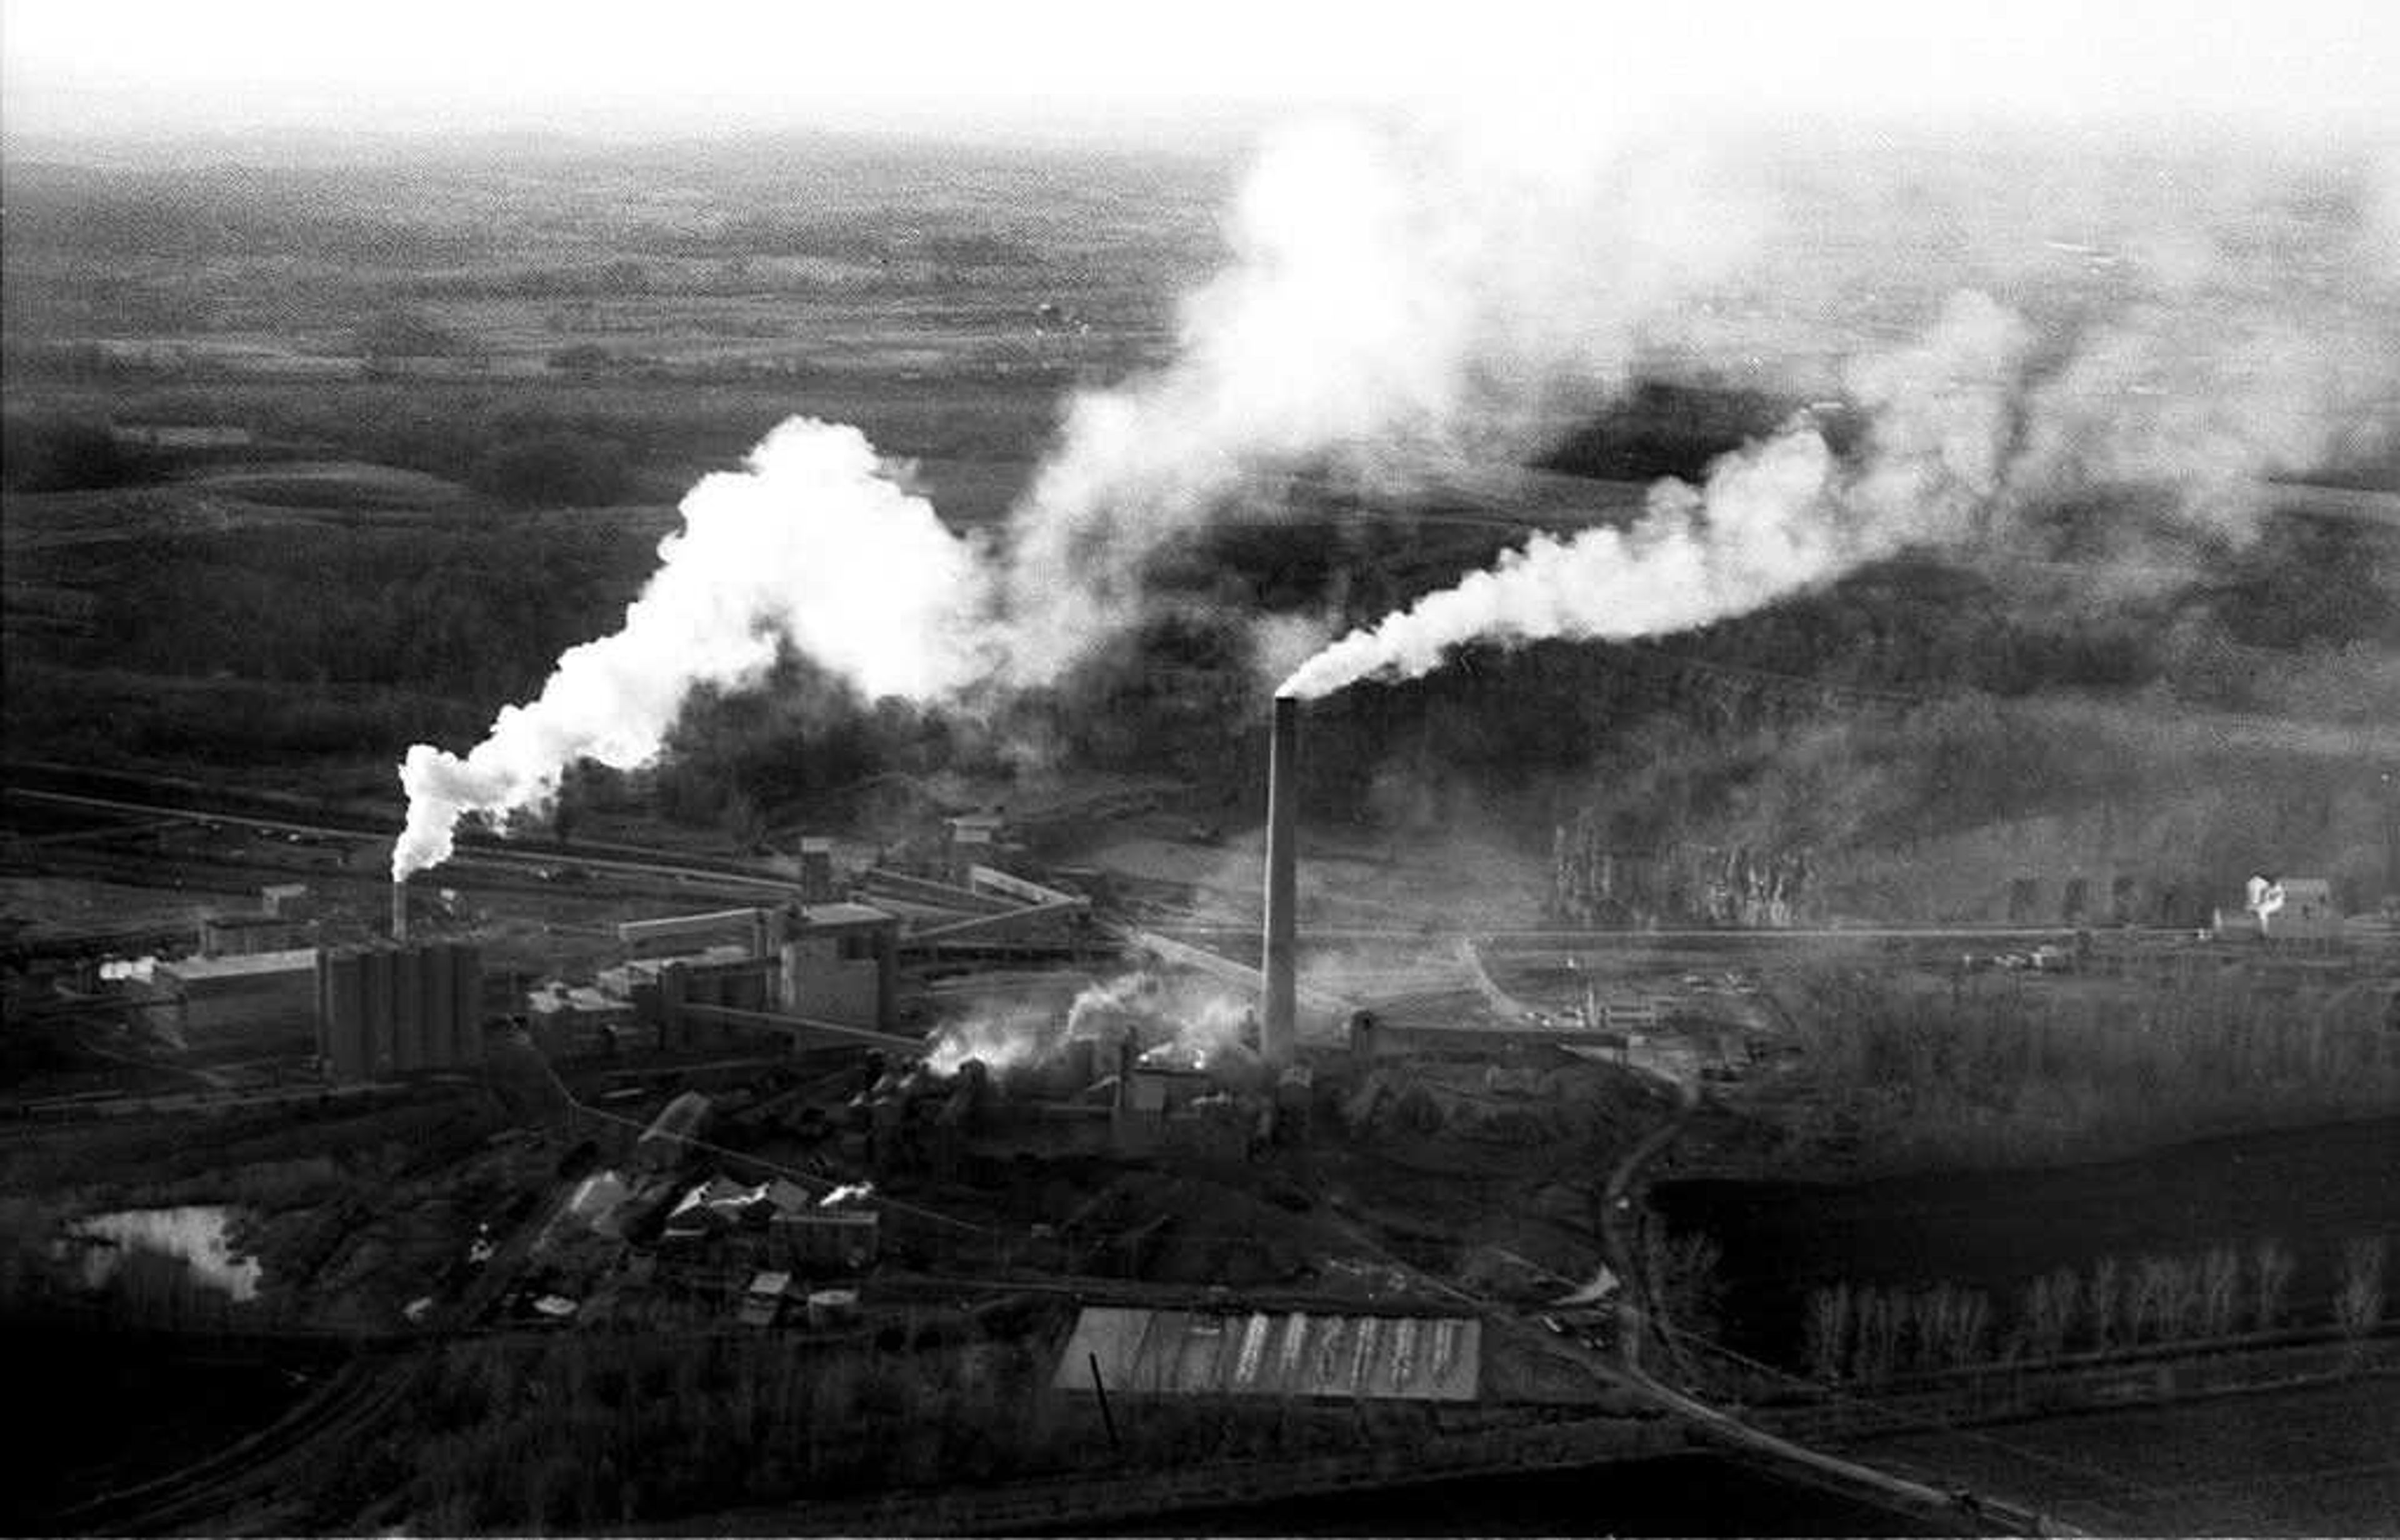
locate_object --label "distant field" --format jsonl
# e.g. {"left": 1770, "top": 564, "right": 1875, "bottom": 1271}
{"left": 1854, "top": 1375, "right": 2400, "bottom": 1535}
{"left": 1657, "top": 1118, "right": 2400, "bottom": 1366}
{"left": 180, "top": 461, "right": 471, "bottom": 510}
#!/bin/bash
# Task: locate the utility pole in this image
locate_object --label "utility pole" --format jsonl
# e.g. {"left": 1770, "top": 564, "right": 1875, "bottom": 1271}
{"left": 1087, "top": 1353, "right": 1121, "bottom": 1458}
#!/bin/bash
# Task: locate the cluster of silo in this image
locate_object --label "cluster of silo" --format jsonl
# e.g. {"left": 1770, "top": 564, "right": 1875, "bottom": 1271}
{"left": 316, "top": 940, "right": 483, "bottom": 1082}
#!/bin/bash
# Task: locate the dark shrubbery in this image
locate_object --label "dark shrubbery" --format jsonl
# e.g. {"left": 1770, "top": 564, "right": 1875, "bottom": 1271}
{"left": 354, "top": 308, "right": 474, "bottom": 361}
{"left": 1783, "top": 968, "right": 2400, "bottom": 1168}
{"left": 471, "top": 431, "right": 634, "bottom": 507}
{"left": 1, "top": 412, "right": 140, "bottom": 491}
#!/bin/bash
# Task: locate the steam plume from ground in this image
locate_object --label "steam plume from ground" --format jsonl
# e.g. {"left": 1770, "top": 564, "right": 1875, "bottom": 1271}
{"left": 394, "top": 421, "right": 992, "bottom": 878}
{"left": 393, "top": 114, "right": 2398, "bottom": 871}
{"left": 394, "top": 109, "right": 1758, "bottom": 874}
{"left": 922, "top": 969, "right": 1258, "bottom": 1081}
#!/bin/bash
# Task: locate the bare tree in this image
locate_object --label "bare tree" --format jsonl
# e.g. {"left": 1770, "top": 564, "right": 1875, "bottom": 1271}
{"left": 2022, "top": 1268, "right": 2078, "bottom": 1361}
{"left": 1851, "top": 1288, "right": 1899, "bottom": 1385}
{"left": 2251, "top": 1238, "right": 2294, "bottom": 1332}
{"left": 1896, "top": 1289, "right": 1929, "bottom": 1374}
{"left": 2085, "top": 1257, "right": 2122, "bottom": 1352}
{"left": 1943, "top": 1288, "right": 1991, "bottom": 1368}
{"left": 2335, "top": 1236, "right": 2388, "bottom": 1340}
{"left": 2162, "top": 1254, "right": 2204, "bottom": 1341}
{"left": 2199, "top": 1246, "right": 2242, "bottom": 1339}
{"left": 2130, "top": 1256, "right": 2179, "bottom": 1343}
{"left": 1806, "top": 1282, "right": 1852, "bottom": 1384}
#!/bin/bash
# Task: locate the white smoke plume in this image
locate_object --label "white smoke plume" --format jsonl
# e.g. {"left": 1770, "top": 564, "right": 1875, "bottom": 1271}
{"left": 393, "top": 419, "right": 992, "bottom": 879}
{"left": 394, "top": 109, "right": 1759, "bottom": 876}
{"left": 922, "top": 999, "right": 1058, "bottom": 1079}
{"left": 1062, "top": 969, "right": 1259, "bottom": 1071}
{"left": 994, "top": 108, "right": 1763, "bottom": 682}
{"left": 923, "top": 969, "right": 1259, "bottom": 1082}
{"left": 1278, "top": 283, "right": 2394, "bottom": 700}
{"left": 394, "top": 112, "right": 2399, "bottom": 871}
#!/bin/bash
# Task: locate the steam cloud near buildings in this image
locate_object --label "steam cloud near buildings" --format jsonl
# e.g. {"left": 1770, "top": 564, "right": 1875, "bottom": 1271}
{"left": 394, "top": 113, "right": 2399, "bottom": 878}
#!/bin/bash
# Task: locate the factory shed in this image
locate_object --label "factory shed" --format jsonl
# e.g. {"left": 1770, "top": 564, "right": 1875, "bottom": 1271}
{"left": 2272, "top": 877, "right": 2342, "bottom": 936}
{"left": 794, "top": 837, "right": 838, "bottom": 902}
{"left": 198, "top": 911, "right": 319, "bottom": 958}
{"left": 1056, "top": 1306, "right": 1480, "bottom": 1402}
{"left": 562, "top": 1170, "right": 636, "bottom": 1238}
{"left": 2214, "top": 875, "right": 2346, "bottom": 941}
{"left": 527, "top": 982, "right": 633, "bottom": 1059}
{"left": 739, "top": 1271, "right": 792, "bottom": 1327}
{"left": 770, "top": 1194, "right": 881, "bottom": 1272}
{"left": 943, "top": 814, "right": 1006, "bottom": 884}
{"left": 158, "top": 947, "right": 318, "bottom": 1038}
{"left": 316, "top": 941, "right": 484, "bottom": 1083}
{"left": 619, "top": 906, "right": 785, "bottom": 962}
{"left": 661, "top": 1176, "right": 770, "bottom": 1243}
{"left": 634, "top": 1091, "right": 713, "bottom": 1172}
{"left": 779, "top": 903, "right": 899, "bottom": 1031}
{"left": 649, "top": 954, "right": 779, "bottom": 1051}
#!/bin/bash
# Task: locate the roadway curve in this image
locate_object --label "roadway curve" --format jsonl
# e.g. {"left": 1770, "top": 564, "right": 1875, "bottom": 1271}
{"left": 1593, "top": 1074, "right": 2078, "bottom": 1536}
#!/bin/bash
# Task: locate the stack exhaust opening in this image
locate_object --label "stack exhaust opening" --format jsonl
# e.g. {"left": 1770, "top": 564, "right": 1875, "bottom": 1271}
{"left": 1261, "top": 694, "right": 1298, "bottom": 1068}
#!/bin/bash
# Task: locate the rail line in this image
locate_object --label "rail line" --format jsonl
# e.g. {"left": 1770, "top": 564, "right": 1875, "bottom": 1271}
{"left": 4, "top": 784, "right": 805, "bottom": 895}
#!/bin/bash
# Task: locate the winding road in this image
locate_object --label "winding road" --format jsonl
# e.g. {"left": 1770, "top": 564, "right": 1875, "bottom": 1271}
{"left": 1591, "top": 1072, "right": 2080, "bottom": 1536}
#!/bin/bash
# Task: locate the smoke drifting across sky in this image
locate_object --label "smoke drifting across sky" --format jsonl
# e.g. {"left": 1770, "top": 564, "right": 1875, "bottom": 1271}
{"left": 393, "top": 423, "right": 992, "bottom": 878}
{"left": 1278, "top": 279, "right": 2398, "bottom": 698}
{"left": 996, "top": 108, "right": 1762, "bottom": 681}
{"left": 1276, "top": 291, "right": 2032, "bottom": 698}
{"left": 392, "top": 104, "right": 2400, "bottom": 878}
{"left": 392, "top": 108, "right": 1765, "bottom": 876}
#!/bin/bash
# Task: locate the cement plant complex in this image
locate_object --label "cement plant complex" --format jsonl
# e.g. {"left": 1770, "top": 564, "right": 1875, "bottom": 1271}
{"left": 7, "top": 31, "right": 2400, "bottom": 1537}
{"left": 11, "top": 671, "right": 2400, "bottom": 1532}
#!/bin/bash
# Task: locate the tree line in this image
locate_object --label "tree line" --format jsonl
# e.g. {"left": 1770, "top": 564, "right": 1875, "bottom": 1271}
{"left": 1804, "top": 1233, "right": 2389, "bottom": 1386}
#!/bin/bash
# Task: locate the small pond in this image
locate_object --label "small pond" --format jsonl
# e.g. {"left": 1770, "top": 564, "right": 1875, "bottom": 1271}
{"left": 72, "top": 1205, "right": 262, "bottom": 1301}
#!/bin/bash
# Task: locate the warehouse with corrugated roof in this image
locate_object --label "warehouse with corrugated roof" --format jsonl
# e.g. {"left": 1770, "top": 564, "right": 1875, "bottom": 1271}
{"left": 1055, "top": 1306, "right": 1480, "bottom": 1402}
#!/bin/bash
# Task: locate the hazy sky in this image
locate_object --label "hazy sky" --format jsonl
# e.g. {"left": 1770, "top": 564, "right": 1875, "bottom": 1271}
{"left": 4, "top": 0, "right": 2397, "bottom": 144}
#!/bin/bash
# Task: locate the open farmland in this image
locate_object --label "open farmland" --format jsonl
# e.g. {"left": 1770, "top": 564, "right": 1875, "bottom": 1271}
{"left": 1854, "top": 1375, "right": 2400, "bottom": 1534}
{"left": 1656, "top": 1116, "right": 2400, "bottom": 1368}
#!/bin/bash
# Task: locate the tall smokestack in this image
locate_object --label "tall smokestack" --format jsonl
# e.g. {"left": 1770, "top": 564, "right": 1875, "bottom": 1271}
{"left": 391, "top": 879, "right": 408, "bottom": 943}
{"left": 1261, "top": 695, "right": 1298, "bottom": 1067}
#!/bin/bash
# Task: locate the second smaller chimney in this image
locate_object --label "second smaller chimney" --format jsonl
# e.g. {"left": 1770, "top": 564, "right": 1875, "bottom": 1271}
{"left": 391, "top": 879, "right": 409, "bottom": 942}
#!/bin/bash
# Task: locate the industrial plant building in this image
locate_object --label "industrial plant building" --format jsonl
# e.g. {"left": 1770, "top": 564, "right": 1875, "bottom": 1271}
{"left": 596, "top": 901, "right": 902, "bottom": 1053}
{"left": 156, "top": 947, "right": 319, "bottom": 1042}
{"left": 1058, "top": 1305, "right": 1482, "bottom": 1402}
{"left": 315, "top": 939, "right": 485, "bottom": 1082}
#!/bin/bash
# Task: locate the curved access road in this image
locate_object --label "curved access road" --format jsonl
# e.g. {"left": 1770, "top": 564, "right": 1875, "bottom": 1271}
{"left": 1592, "top": 1073, "right": 2080, "bottom": 1536}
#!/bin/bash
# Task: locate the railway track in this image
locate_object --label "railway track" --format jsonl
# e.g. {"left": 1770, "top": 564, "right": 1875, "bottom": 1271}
{"left": 56, "top": 1352, "right": 412, "bottom": 1535}
{"left": 2, "top": 781, "right": 804, "bottom": 897}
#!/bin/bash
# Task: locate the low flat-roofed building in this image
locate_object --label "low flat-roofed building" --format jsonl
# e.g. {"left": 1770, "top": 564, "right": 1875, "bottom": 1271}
{"left": 110, "top": 423, "right": 254, "bottom": 450}
{"left": 1056, "top": 1306, "right": 1480, "bottom": 1402}
{"left": 796, "top": 837, "right": 838, "bottom": 902}
{"left": 739, "top": 1270, "right": 792, "bottom": 1326}
{"left": 943, "top": 815, "right": 1004, "bottom": 885}
{"left": 770, "top": 1203, "right": 880, "bottom": 1272}
{"left": 159, "top": 946, "right": 319, "bottom": 1037}
{"left": 634, "top": 1091, "right": 714, "bottom": 1174}
{"left": 779, "top": 903, "right": 899, "bottom": 1031}
{"left": 199, "top": 911, "right": 319, "bottom": 958}
{"left": 527, "top": 982, "right": 634, "bottom": 1059}
{"left": 2216, "top": 875, "right": 2346, "bottom": 941}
